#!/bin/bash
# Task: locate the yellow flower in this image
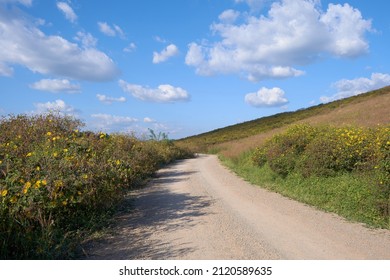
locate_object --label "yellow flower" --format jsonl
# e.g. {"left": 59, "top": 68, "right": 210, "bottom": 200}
{"left": 62, "top": 200, "right": 68, "bottom": 206}
{"left": 34, "top": 180, "right": 42, "bottom": 189}
{"left": 0, "top": 160, "right": 2, "bottom": 164}
{"left": 63, "top": 148, "right": 68, "bottom": 153}
{"left": 82, "top": 174, "right": 88, "bottom": 179}
{"left": 26, "top": 152, "right": 32, "bottom": 157}
{"left": 1, "top": 189, "right": 7, "bottom": 197}
{"left": 99, "top": 133, "right": 105, "bottom": 139}
{"left": 116, "top": 160, "right": 121, "bottom": 165}
{"left": 46, "top": 132, "right": 52, "bottom": 136}
{"left": 36, "top": 166, "right": 40, "bottom": 171}
{"left": 54, "top": 180, "right": 63, "bottom": 188}
{"left": 53, "top": 152, "right": 58, "bottom": 157}
{"left": 42, "top": 179, "right": 47, "bottom": 186}
{"left": 23, "top": 182, "right": 31, "bottom": 194}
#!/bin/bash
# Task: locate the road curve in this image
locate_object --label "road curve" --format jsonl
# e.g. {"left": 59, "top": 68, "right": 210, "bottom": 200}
{"left": 83, "top": 154, "right": 390, "bottom": 260}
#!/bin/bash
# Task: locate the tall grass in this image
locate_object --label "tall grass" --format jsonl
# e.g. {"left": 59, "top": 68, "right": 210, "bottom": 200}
{"left": 0, "top": 114, "right": 192, "bottom": 259}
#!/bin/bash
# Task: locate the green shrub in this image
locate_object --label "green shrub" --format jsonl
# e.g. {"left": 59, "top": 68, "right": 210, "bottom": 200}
{"left": 258, "top": 124, "right": 319, "bottom": 177}
{"left": 252, "top": 124, "right": 389, "bottom": 224}
{"left": 0, "top": 114, "right": 193, "bottom": 259}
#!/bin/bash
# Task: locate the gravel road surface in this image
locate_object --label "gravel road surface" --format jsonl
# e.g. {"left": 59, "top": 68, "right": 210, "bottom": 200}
{"left": 83, "top": 154, "right": 390, "bottom": 259}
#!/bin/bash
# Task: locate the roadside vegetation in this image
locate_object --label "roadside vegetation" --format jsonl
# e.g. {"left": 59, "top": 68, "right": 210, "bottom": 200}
{"left": 222, "top": 124, "right": 389, "bottom": 229}
{"left": 179, "top": 86, "right": 390, "bottom": 229}
{"left": 0, "top": 114, "right": 192, "bottom": 259}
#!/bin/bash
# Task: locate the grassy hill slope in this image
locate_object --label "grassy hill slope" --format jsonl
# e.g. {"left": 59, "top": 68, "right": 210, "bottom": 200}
{"left": 178, "top": 86, "right": 390, "bottom": 152}
{"left": 178, "top": 86, "right": 390, "bottom": 156}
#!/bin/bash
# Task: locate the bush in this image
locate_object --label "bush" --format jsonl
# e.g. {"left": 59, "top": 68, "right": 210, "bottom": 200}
{"left": 259, "top": 124, "right": 319, "bottom": 177}
{"left": 0, "top": 114, "right": 193, "bottom": 259}
{"left": 252, "top": 124, "right": 389, "bottom": 222}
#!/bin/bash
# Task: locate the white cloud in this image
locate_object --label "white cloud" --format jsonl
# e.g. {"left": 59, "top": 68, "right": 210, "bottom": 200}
{"left": 74, "top": 31, "right": 97, "bottom": 48}
{"left": 33, "top": 99, "right": 78, "bottom": 116}
{"left": 154, "top": 36, "right": 167, "bottom": 43}
{"left": 124, "top": 42, "right": 137, "bottom": 52}
{"left": 143, "top": 117, "right": 155, "bottom": 123}
{"left": 0, "top": 62, "right": 13, "bottom": 76}
{"left": 98, "top": 22, "right": 115, "bottom": 36}
{"left": 234, "top": 0, "right": 267, "bottom": 11}
{"left": 113, "top": 24, "right": 125, "bottom": 38}
{"left": 56, "top": 2, "right": 77, "bottom": 23}
{"left": 30, "top": 79, "right": 81, "bottom": 93}
{"left": 96, "top": 94, "right": 126, "bottom": 104}
{"left": 98, "top": 22, "right": 125, "bottom": 38}
{"left": 0, "top": 0, "right": 32, "bottom": 6}
{"left": 245, "top": 87, "right": 288, "bottom": 107}
{"left": 218, "top": 9, "right": 240, "bottom": 23}
{"left": 90, "top": 113, "right": 138, "bottom": 132}
{"left": 186, "top": 0, "right": 372, "bottom": 81}
{"left": 0, "top": 8, "right": 119, "bottom": 81}
{"left": 320, "top": 73, "right": 390, "bottom": 103}
{"left": 119, "top": 80, "right": 190, "bottom": 103}
{"left": 153, "top": 44, "right": 179, "bottom": 64}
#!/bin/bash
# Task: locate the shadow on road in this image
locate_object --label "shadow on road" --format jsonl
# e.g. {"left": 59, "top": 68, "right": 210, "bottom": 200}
{"left": 81, "top": 159, "right": 213, "bottom": 259}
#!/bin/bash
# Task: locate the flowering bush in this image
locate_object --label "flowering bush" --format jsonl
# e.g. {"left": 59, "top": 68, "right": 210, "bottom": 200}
{"left": 0, "top": 114, "right": 192, "bottom": 259}
{"left": 252, "top": 124, "right": 390, "bottom": 221}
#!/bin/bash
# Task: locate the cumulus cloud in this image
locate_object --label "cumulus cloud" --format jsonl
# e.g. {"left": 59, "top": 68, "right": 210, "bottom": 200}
{"left": 56, "top": 1, "right": 77, "bottom": 23}
{"left": 90, "top": 113, "right": 138, "bottom": 132}
{"left": 30, "top": 79, "right": 81, "bottom": 93}
{"left": 153, "top": 44, "right": 179, "bottom": 64}
{"left": 320, "top": 73, "right": 390, "bottom": 103}
{"left": 98, "top": 22, "right": 125, "bottom": 38}
{"left": 33, "top": 99, "right": 78, "bottom": 116}
{"left": 96, "top": 94, "right": 126, "bottom": 104}
{"left": 0, "top": 7, "right": 119, "bottom": 81}
{"left": 245, "top": 87, "right": 288, "bottom": 107}
{"left": 119, "top": 80, "right": 190, "bottom": 103}
{"left": 186, "top": 0, "right": 372, "bottom": 81}
{"left": 74, "top": 31, "right": 97, "bottom": 48}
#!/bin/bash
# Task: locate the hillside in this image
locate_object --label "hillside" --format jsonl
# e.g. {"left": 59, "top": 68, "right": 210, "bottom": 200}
{"left": 177, "top": 86, "right": 390, "bottom": 157}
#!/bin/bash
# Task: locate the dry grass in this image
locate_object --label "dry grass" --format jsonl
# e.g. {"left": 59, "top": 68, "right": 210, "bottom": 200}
{"left": 218, "top": 89, "right": 390, "bottom": 159}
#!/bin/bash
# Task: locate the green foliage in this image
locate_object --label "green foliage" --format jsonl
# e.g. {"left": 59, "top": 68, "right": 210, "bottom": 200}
{"left": 222, "top": 151, "right": 389, "bottom": 229}
{"left": 148, "top": 128, "right": 169, "bottom": 142}
{"left": 0, "top": 114, "right": 193, "bottom": 259}
{"left": 262, "top": 124, "right": 319, "bottom": 177}
{"left": 250, "top": 124, "right": 390, "bottom": 227}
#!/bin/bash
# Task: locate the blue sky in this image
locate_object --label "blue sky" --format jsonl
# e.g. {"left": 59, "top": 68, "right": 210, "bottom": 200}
{"left": 1, "top": 0, "right": 389, "bottom": 139}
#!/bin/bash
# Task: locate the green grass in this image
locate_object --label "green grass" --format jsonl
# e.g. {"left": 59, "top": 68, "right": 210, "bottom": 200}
{"left": 220, "top": 152, "right": 389, "bottom": 229}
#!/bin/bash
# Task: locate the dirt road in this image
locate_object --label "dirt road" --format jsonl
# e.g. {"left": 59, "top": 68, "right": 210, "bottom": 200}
{"left": 83, "top": 154, "right": 390, "bottom": 259}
